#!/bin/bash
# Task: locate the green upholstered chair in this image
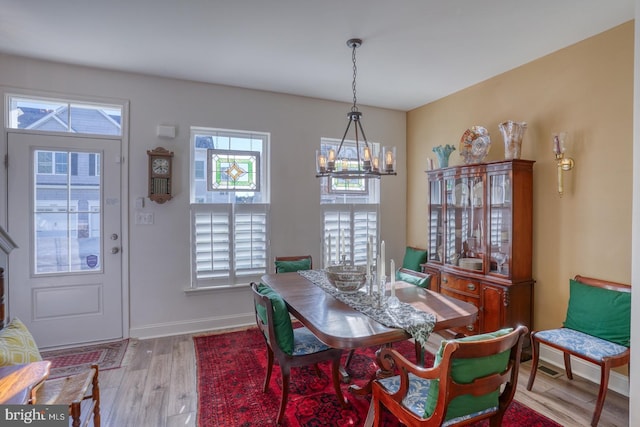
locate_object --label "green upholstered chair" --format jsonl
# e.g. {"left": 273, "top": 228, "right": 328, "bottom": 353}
{"left": 250, "top": 282, "right": 346, "bottom": 424}
{"left": 527, "top": 275, "right": 630, "bottom": 427}
{"left": 274, "top": 255, "right": 312, "bottom": 273}
{"left": 371, "top": 325, "right": 528, "bottom": 426}
{"left": 400, "top": 247, "right": 428, "bottom": 272}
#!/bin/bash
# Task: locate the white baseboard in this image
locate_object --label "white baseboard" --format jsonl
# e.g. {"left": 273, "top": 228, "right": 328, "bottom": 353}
{"left": 129, "top": 313, "right": 255, "bottom": 340}
{"left": 540, "top": 345, "right": 630, "bottom": 397}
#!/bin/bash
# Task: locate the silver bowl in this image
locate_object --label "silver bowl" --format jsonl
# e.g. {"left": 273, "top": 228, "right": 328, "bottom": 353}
{"left": 325, "top": 265, "right": 367, "bottom": 293}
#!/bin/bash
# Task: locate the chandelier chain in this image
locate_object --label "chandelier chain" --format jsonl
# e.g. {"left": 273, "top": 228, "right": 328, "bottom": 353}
{"left": 351, "top": 43, "right": 358, "bottom": 112}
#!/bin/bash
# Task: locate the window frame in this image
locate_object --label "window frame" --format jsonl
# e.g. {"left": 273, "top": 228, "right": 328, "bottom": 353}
{"left": 189, "top": 127, "right": 270, "bottom": 289}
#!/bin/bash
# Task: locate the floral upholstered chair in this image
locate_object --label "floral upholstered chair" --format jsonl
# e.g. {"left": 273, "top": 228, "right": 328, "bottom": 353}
{"left": 527, "top": 275, "right": 631, "bottom": 427}
{"left": 250, "top": 282, "right": 346, "bottom": 424}
{"left": 371, "top": 325, "right": 528, "bottom": 426}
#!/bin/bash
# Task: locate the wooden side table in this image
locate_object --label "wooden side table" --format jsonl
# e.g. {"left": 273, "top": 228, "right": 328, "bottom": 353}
{"left": 0, "top": 361, "right": 51, "bottom": 404}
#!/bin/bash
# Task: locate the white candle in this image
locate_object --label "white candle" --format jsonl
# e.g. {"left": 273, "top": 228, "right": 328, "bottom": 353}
{"left": 380, "top": 240, "right": 386, "bottom": 280}
{"left": 335, "top": 232, "right": 340, "bottom": 264}
{"left": 341, "top": 232, "right": 346, "bottom": 261}
{"left": 326, "top": 234, "right": 331, "bottom": 267}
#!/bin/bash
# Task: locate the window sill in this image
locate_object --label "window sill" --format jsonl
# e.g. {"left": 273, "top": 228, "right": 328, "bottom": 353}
{"left": 184, "top": 284, "right": 250, "bottom": 295}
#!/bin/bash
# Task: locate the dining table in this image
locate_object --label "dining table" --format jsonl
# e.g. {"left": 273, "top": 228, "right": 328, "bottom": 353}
{"left": 260, "top": 271, "right": 478, "bottom": 351}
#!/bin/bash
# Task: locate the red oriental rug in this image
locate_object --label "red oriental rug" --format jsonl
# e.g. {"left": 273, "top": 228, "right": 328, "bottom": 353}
{"left": 40, "top": 339, "right": 130, "bottom": 379}
{"left": 194, "top": 328, "right": 561, "bottom": 427}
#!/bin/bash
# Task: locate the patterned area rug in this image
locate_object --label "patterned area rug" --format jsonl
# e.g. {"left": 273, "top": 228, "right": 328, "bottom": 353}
{"left": 40, "top": 339, "right": 130, "bottom": 379}
{"left": 194, "top": 328, "right": 561, "bottom": 427}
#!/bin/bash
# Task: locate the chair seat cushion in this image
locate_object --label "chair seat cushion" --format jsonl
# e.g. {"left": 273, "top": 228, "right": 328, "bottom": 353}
{"left": 291, "top": 327, "right": 331, "bottom": 356}
{"left": 378, "top": 374, "right": 497, "bottom": 427}
{"left": 275, "top": 258, "right": 312, "bottom": 273}
{"left": 534, "top": 328, "right": 629, "bottom": 361}
{"left": 396, "top": 269, "right": 431, "bottom": 288}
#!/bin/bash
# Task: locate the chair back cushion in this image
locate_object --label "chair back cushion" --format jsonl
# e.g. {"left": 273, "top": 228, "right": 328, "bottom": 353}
{"left": 563, "top": 279, "right": 631, "bottom": 347}
{"left": 0, "top": 317, "right": 42, "bottom": 366}
{"left": 401, "top": 247, "right": 427, "bottom": 272}
{"left": 396, "top": 269, "right": 431, "bottom": 288}
{"left": 424, "top": 328, "right": 513, "bottom": 420}
{"left": 275, "top": 258, "right": 312, "bottom": 273}
{"left": 255, "top": 284, "right": 295, "bottom": 354}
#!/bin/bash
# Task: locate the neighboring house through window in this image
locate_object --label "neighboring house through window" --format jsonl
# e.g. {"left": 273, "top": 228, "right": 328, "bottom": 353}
{"left": 190, "top": 127, "right": 270, "bottom": 288}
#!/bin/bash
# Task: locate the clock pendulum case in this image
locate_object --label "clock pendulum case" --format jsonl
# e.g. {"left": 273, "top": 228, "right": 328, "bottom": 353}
{"left": 147, "top": 147, "right": 174, "bottom": 203}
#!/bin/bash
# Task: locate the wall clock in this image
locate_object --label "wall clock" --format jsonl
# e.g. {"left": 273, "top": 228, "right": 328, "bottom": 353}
{"left": 147, "top": 147, "right": 174, "bottom": 204}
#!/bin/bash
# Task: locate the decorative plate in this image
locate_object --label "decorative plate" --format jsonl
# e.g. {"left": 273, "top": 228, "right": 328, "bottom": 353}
{"left": 460, "top": 126, "right": 491, "bottom": 164}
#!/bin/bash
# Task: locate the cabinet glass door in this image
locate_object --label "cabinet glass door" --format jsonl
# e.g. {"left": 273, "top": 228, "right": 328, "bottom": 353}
{"left": 445, "top": 175, "right": 485, "bottom": 272}
{"left": 428, "top": 179, "right": 443, "bottom": 263}
{"left": 489, "top": 173, "right": 512, "bottom": 275}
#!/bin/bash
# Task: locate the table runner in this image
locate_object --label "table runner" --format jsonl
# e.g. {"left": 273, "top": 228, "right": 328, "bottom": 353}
{"left": 298, "top": 269, "right": 436, "bottom": 347}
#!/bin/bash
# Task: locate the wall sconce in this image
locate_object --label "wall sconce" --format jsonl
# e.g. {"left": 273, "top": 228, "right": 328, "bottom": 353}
{"left": 552, "top": 132, "right": 574, "bottom": 196}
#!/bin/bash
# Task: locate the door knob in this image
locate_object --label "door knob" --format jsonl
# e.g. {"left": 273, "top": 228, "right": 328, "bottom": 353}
{"left": 111, "top": 247, "right": 120, "bottom": 254}
{"left": 111, "top": 233, "right": 119, "bottom": 240}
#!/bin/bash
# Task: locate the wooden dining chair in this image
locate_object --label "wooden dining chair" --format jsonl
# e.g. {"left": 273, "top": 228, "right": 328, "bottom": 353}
{"left": 527, "top": 275, "right": 630, "bottom": 427}
{"left": 274, "top": 255, "right": 312, "bottom": 273}
{"left": 250, "top": 282, "right": 347, "bottom": 424}
{"left": 371, "top": 325, "right": 528, "bottom": 426}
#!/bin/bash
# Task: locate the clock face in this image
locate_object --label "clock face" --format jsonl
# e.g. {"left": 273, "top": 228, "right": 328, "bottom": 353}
{"left": 152, "top": 157, "right": 170, "bottom": 175}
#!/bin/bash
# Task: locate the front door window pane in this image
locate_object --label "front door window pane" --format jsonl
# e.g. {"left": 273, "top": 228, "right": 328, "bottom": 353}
{"left": 34, "top": 150, "right": 102, "bottom": 273}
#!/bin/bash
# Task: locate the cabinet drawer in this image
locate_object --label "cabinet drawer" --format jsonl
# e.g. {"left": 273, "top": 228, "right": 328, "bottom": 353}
{"left": 440, "top": 274, "right": 481, "bottom": 296}
{"left": 440, "top": 288, "right": 479, "bottom": 334}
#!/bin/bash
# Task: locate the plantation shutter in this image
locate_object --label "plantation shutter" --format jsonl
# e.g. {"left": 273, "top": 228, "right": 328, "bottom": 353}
{"left": 192, "top": 203, "right": 269, "bottom": 286}
{"left": 192, "top": 204, "right": 232, "bottom": 286}
{"left": 322, "top": 204, "right": 377, "bottom": 266}
{"left": 234, "top": 204, "right": 269, "bottom": 278}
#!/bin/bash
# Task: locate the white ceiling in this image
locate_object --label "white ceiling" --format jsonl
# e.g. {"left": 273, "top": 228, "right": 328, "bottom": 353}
{"left": 0, "top": 1, "right": 634, "bottom": 111}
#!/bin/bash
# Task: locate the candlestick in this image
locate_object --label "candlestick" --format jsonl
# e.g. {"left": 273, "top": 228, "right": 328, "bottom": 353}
{"left": 390, "top": 259, "right": 395, "bottom": 284}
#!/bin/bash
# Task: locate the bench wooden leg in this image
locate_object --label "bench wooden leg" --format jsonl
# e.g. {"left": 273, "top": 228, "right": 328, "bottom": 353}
{"left": 91, "top": 364, "right": 101, "bottom": 427}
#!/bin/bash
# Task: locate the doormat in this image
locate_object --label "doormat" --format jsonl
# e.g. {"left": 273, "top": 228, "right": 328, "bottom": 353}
{"left": 40, "top": 339, "right": 131, "bottom": 379}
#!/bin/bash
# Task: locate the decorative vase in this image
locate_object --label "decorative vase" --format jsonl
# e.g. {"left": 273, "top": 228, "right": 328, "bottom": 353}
{"left": 498, "top": 121, "right": 527, "bottom": 160}
{"left": 432, "top": 144, "right": 456, "bottom": 168}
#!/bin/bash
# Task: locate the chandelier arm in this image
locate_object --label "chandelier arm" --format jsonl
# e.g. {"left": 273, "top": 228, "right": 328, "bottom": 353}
{"left": 336, "top": 116, "right": 354, "bottom": 158}
{"left": 356, "top": 118, "right": 370, "bottom": 150}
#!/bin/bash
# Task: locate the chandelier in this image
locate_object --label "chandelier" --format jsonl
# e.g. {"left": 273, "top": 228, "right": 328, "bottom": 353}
{"left": 316, "top": 38, "right": 397, "bottom": 179}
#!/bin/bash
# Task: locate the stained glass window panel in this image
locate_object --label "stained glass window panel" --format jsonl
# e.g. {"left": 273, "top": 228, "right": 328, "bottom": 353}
{"left": 207, "top": 149, "right": 260, "bottom": 192}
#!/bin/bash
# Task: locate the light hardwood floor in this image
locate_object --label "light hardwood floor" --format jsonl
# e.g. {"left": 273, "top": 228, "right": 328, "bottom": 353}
{"left": 94, "top": 330, "right": 629, "bottom": 427}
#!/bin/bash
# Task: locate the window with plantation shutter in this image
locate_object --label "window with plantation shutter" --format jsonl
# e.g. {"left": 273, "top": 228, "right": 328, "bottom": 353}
{"left": 321, "top": 204, "right": 378, "bottom": 267}
{"left": 320, "top": 138, "right": 380, "bottom": 268}
{"left": 190, "top": 127, "right": 269, "bottom": 288}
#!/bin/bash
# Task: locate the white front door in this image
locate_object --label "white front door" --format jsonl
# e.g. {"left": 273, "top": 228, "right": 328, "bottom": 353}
{"left": 8, "top": 131, "right": 123, "bottom": 348}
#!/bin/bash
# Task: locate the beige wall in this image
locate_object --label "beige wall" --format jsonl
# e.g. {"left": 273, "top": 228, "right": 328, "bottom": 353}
{"left": 407, "top": 22, "right": 634, "bottom": 333}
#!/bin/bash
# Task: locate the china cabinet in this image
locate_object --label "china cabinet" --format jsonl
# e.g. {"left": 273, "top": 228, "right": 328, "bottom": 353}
{"left": 423, "top": 159, "right": 534, "bottom": 338}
